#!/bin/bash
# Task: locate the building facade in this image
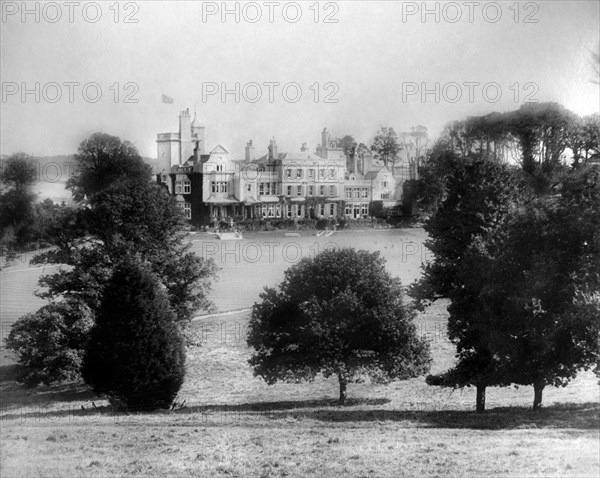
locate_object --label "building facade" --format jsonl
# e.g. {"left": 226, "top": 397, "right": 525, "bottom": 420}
{"left": 157, "top": 110, "right": 412, "bottom": 226}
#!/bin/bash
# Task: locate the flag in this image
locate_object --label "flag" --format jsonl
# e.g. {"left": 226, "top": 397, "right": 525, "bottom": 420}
{"left": 162, "top": 94, "right": 174, "bottom": 104}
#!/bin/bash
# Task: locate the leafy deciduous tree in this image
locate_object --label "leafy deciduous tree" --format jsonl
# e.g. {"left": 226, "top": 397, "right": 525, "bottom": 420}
{"left": 248, "top": 248, "right": 431, "bottom": 405}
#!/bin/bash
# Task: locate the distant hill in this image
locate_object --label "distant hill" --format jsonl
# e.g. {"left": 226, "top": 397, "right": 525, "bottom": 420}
{"left": 0, "top": 155, "right": 158, "bottom": 203}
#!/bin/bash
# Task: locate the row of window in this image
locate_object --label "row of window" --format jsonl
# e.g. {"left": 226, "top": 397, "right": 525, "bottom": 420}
{"left": 285, "top": 185, "right": 337, "bottom": 197}
{"left": 258, "top": 182, "right": 278, "bottom": 196}
{"left": 211, "top": 181, "right": 228, "bottom": 193}
{"left": 255, "top": 203, "right": 338, "bottom": 218}
{"left": 345, "top": 187, "right": 369, "bottom": 199}
{"left": 180, "top": 180, "right": 387, "bottom": 198}
{"left": 345, "top": 203, "right": 370, "bottom": 218}
{"left": 285, "top": 167, "right": 337, "bottom": 180}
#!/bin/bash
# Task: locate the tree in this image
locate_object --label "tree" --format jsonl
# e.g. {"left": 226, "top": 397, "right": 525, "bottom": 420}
{"left": 34, "top": 179, "right": 217, "bottom": 327}
{"left": 66, "top": 132, "right": 152, "bottom": 201}
{"left": 471, "top": 175, "right": 600, "bottom": 409}
{"left": 0, "top": 153, "right": 37, "bottom": 192}
{"left": 371, "top": 127, "right": 402, "bottom": 173}
{"left": 338, "top": 134, "right": 357, "bottom": 159}
{"left": 356, "top": 143, "right": 370, "bottom": 173}
{"left": 5, "top": 300, "right": 93, "bottom": 386}
{"left": 414, "top": 145, "right": 460, "bottom": 213}
{"left": 83, "top": 259, "right": 186, "bottom": 411}
{"left": 399, "top": 126, "right": 429, "bottom": 163}
{"left": 6, "top": 133, "right": 216, "bottom": 386}
{"left": 0, "top": 153, "right": 38, "bottom": 249}
{"left": 247, "top": 248, "right": 431, "bottom": 405}
{"left": 410, "top": 159, "right": 523, "bottom": 412}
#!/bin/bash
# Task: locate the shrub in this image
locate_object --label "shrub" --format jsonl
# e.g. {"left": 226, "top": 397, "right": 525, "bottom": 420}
{"left": 5, "top": 300, "right": 93, "bottom": 386}
{"left": 82, "top": 260, "right": 186, "bottom": 411}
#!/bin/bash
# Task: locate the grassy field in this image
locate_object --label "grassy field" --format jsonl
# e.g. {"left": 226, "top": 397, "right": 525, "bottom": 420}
{"left": 1, "top": 229, "right": 599, "bottom": 477}
{"left": 1, "top": 304, "right": 598, "bottom": 477}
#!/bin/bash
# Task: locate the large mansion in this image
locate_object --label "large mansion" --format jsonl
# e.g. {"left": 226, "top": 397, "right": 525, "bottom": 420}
{"left": 156, "top": 109, "right": 418, "bottom": 226}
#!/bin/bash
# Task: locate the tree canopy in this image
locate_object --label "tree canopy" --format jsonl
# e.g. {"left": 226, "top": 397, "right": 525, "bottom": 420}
{"left": 248, "top": 248, "right": 431, "bottom": 405}
{"left": 66, "top": 132, "right": 152, "bottom": 201}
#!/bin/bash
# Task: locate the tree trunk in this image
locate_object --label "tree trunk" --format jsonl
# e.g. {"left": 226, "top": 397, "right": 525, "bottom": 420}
{"left": 533, "top": 379, "right": 545, "bottom": 411}
{"left": 476, "top": 385, "right": 486, "bottom": 413}
{"left": 338, "top": 374, "right": 347, "bottom": 406}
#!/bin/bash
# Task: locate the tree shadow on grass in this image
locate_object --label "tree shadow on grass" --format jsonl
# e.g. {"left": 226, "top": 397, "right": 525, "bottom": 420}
{"left": 2, "top": 394, "right": 597, "bottom": 431}
{"left": 178, "top": 400, "right": 599, "bottom": 430}
{"left": 0, "top": 365, "right": 95, "bottom": 409}
{"left": 308, "top": 402, "right": 599, "bottom": 429}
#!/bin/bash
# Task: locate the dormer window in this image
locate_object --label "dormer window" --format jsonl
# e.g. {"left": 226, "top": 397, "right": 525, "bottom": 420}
{"left": 216, "top": 164, "right": 223, "bottom": 172}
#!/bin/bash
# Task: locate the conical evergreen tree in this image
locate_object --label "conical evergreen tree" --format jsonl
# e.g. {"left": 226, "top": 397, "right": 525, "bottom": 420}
{"left": 83, "top": 259, "right": 186, "bottom": 411}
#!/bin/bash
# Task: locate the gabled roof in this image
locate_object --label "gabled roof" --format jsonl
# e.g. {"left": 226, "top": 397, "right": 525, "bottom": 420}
{"left": 364, "top": 165, "right": 392, "bottom": 180}
{"left": 209, "top": 144, "right": 229, "bottom": 154}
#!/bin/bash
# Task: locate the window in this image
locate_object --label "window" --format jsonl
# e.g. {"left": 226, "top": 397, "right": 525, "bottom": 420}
{"left": 246, "top": 184, "right": 251, "bottom": 192}
{"left": 216, "top": 164, "right": 223, "bottom": 172}
{"left": 361, "top": 188, "right": 369, "bottom": 199}
{"left": 286, "top": 169, "right": 292, "bottom": 178}
{"left": 267, "top": 205, "right": 275, "bottom": 217}
{"left": 287, "top": 204, "right": 293, "bottom": 218}
{"left": 175, "top": 182, "right": 182, "bottom": 194}
{"left": 309, "top": 185, "right": 314, "bottom": 196}
{"left": 361, "top": 204, "right": 369, "bottom": 217}
{"left": 329, "top": 168, "right": 335, "bottom": 178}
{"left": 381, "top": 193, "right": 390, "bottom": 199}
{"left": 345, "top": 189, "right": 352, "bottom": 199}
{"left": 320, "top": 185, "right": 325, "bottom": 196}
{"left": 296, "top": 168, "right": 302, "bottom": 179}
{"left": 329, "top": 186, "right": 335, "bottom": 196}
{"left": 211, "top": 181, "right": 227, "bottom": 193}
{"left": 183, "top": 180, "right": 191, "bottom": 194}
{"left": 272, "top": 182, "right": 277, "bottom": 195}
{"left": 319, "top": 169, "right": 325, "bottom": 178}
{"left": 319, "top": 203, "right": 325, "bottom": 216}
{"left": 297, "top": 185, "right": 302, "bottom": 196}
{"left": 287, "top": 185, "right": 292, "bottom": 196}
{"left": 259, "top": 183, "right": 264, "bottom": 195}
{"left": 353, "top": 188, "right": 360, "bottom": 198}
{"left": 382, "top": 180, "right": 388, "bottom": 188}
{"left": 329, "top": 203, "right": 335, "bottom": 216}
{"left": 184, "top": 202, "right": 191, "bottom": 219}
{"left": 345, "top": 204, "right": 352, "bottom": 216}
{"left": 309, "top": 168, "right": 315, "bottom": 179}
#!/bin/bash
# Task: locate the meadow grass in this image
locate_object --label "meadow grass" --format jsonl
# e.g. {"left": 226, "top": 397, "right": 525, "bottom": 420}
{"left": 1, "top": 305, "right": 598, "bottom": 477}
{"left": 1, "top": 229, "right": 598, "bottom": 476}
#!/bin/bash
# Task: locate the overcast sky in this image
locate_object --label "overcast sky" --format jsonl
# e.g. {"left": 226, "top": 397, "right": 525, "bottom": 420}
{"left": 2, "top": 0, "right": 599, "bottom": 159}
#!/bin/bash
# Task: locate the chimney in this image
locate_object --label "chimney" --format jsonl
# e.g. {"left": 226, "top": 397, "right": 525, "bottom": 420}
{"left": 179, "top": 108, "right": 192, "bottom": 165}
{"left": 193, "top": 140, "right": 201, "bottom": 163}
{"left": 269, "top": 138, "right": 278, "bottom": 161}
{"left": 245, "top": 140, "right": 255, "bottom": 161}
{"left": 321, "top": 128, "right": 329, "bottom": 150}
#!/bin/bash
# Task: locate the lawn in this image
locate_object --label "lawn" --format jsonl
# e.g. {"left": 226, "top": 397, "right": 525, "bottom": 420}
{"left": 1, "top": 305, "right": 598, "bottom": 477}
{"left": 1, "top": 229, "right": 599, "bottom": 477}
